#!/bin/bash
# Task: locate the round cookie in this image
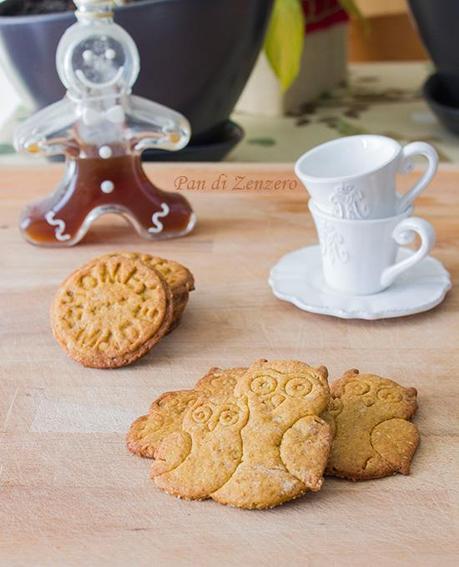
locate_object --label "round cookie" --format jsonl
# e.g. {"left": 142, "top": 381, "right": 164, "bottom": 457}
{"left": 143, "top": 255, "right": 194, "bottom": 295}
{"left": 166, "top": 289, "right": 193, "bottom": 333}
{"left": 97, "top": 252, "right": 194, "bottom": 329}
{"left": 51, "top": 254, "right": 173, "bottom": 368}
{"left": 324, "top": 369, "right": 419, "bottom": 481}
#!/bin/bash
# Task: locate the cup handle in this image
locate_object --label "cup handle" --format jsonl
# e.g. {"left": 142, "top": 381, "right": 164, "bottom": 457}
{"left": 397, "top": 142, "right": 438, "bottom": 213}
{"left": 380, "top": 217, "right": 436, "bottom": 288}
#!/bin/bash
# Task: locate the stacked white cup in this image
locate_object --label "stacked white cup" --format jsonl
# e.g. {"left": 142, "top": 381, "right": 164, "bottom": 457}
{"left": 295, "top": 135, "right": 439, "bottom": 295}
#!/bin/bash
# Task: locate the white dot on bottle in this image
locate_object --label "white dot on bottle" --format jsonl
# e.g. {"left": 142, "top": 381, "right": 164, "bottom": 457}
{"left": 82, "top": 49, "right": 93, "bottom": 63}
{"left": 100, "top": 180, "right": 115, "bottom": 194}
{"left": 105, "top": 48, "right": 116, "bottom": 60}
{"left": 98, "top": 145, "right": 112, "bottom": 159}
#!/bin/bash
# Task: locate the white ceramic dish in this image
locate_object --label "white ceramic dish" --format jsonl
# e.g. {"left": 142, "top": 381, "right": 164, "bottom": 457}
{"left": 269, "top": 245, "right": 451, "bottom": 320}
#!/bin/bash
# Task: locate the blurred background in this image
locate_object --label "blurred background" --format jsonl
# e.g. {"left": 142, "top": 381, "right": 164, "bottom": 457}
{"left": 0, "top": 0, "right": 457, "bottom": 163}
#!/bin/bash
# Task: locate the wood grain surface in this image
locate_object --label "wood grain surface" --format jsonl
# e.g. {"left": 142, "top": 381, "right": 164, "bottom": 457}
{"left": 0, "top": 164, "right": 458, "bottom": 567}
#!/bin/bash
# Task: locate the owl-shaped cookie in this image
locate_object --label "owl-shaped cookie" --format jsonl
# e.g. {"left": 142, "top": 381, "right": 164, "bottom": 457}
{"left": 151, "top": 394, "right": 249, "bottom": 500}
{"left": 211, "top": 359, "right": 332, "bottom": 509}
{"left": 324, "top": 369, "right": 419, "bottom": 481}
{"left": 126, "top": 367, "right": 245, "bottom": 458}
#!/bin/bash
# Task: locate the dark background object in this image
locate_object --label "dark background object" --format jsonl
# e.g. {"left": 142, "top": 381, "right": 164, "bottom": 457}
{"left": 0, "top": 0, "right": 273, "bottom": 158}
{"left": 408, "top": 0, "right": 459, "bottom": 74}
{"left": 0, "top": 0, "right": 75, "bottom": 15}
{"left": 423, "top": 73, "right": 459, "bottom": 136}
{"left": 145, "top": 120, "right": 244, "bottom": 161}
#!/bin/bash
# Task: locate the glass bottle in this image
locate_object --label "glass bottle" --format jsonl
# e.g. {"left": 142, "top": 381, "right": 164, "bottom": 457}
{"left": 14, "top": 0, "right": 196, "bottom": 246}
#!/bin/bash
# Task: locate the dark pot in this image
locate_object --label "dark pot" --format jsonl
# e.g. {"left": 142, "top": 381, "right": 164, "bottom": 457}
{"left": 0, "top": 0, "right": 273, "bottom": 140}
{"left": 409, "top": 0, "right": 459, "bottom": 74}
{"left": 423, "top": 73, "right": 459, "bottom": 135}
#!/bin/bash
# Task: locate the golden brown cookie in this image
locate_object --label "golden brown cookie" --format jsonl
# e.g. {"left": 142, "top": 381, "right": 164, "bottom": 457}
{"left": 97, "top": 252, "right": 194, "bottom": 329}
{"left": 211, "top": 359, "right": 332, "bottom": 509}
{"left": 127, "top": 367, "right": 246, "bottom": 458}
{"left": 166, "top": 290, "right": 193, "bottom": 333}
{"left": 152, "top": 394, "right": 250, "bottom": 501}
{"left": 127, "top": 390, "right": 200, "bottom": 458}
{"left": 324, "top": 369, "right": 419, "bottom": 481}
{"left": 149, "top": 360, "right": 332, "bottom": 509}
{"left": 51, "top": 254, "right": 173, "bottom": 368}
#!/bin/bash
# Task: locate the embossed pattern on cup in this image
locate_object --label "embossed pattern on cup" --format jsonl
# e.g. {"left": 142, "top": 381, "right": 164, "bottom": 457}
{"left": 329, "top": 183, "right": 370, "bottom": 220}
{"left": 309, "top": 201, "right": 436, "bottom": 295}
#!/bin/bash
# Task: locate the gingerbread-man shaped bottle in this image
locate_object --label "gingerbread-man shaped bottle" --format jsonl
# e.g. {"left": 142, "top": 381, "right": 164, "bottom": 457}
{"left": 14, "top": 0, "right": 196, "bottom": 246}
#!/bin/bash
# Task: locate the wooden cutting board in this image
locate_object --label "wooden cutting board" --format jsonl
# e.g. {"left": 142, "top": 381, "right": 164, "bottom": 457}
{"left": 0, "top": 164, "right": 458, "bottom": 566}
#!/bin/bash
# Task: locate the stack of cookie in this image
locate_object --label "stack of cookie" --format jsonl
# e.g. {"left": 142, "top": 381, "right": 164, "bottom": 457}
{"left": 51, "top": 252, "right": 194, "bottom": 368}
{"left": 127, "top": 360, "right": 420, "bottom": 510}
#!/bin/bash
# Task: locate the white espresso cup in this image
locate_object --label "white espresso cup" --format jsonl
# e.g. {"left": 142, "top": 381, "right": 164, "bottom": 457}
{"left": 296, "top": 135, "right": 438, "bottom": 219}
{"left": 309, "top": 201, "right": 436, "bottom": 295}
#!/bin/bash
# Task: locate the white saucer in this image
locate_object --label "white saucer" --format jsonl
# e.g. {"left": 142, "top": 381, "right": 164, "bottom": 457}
{"left": 269, "top": 245, "right": 451, "bottom": 320}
